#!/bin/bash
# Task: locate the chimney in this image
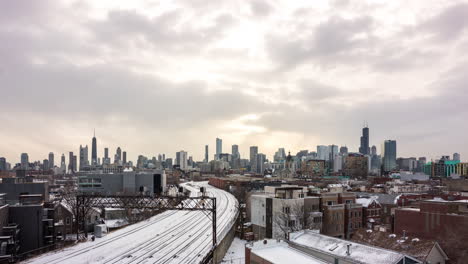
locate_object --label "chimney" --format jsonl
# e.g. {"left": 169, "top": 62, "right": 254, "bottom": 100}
{"left": 346, "top": 244, "right": 351, "bottom": 255}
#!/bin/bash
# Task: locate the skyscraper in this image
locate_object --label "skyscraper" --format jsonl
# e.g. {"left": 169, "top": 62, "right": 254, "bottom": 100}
{"left": 47, "top": 153, "right": 53, "bottom": 168}
{"left": 115, "top": 147, "right": 122, "bottom": 164}
{"left": 255, "top": 153, "right": 266, "bottom": 174}
{"left": 250, "top": 146, "right": 258, "bottom": 170}
{"left": 453, "top": 153, "right": 460, "bottom": 161}
{"left": 176, "top": 150, "right": 188, "bottom": 170}
{"left": 79, "top": 145, "right": 89, "bottom": 171}
{"left": 43, "top": 159, "right": 49, "bottom": 171}
{"left": 328, "top": 144, "right": 338, "bottom": 170}
{"left": 317, "top": 145, "right": 329, "bottom": 160}
{"left": 68, "top": 152, "right": 74, "bottom": 172}
{"left": 371, "top": 145, "right": 377, "bottom": 156}
{"left": 20, "top": 153, "right": 29, "bottom": 169}
{"left": 216, "top": 138, "right": 222, "bottom": 159}
{"left": 231, "top": 144, "right": 240, "bottom": 169}
{"left": 0, "top": 157, "right": 6, "bottom": 171}
{"left": 205, "top": 145, "right": 209, "bottom": 162}
{"left": 232, "top": 145, "right": 239, "bottom": 157}
{"left": 61, "top": 154, "right": 66, "bottom": 171}
{"left": 359, "top": 126, "right": 370, "bottom": 155}
{"left": 382, "top": 140, "right": 397, "bottom": 172}
{"left": 92, "top": 130, "right": 97, "bottom": 166}
{"left": 123, "top": 151, "right": 127, "bottom": 164}
{"left": 72, "top": 155, "right": 77, "bottom": 173}
{"left": 339, "top": 146, "right": 348, "bottom": 155}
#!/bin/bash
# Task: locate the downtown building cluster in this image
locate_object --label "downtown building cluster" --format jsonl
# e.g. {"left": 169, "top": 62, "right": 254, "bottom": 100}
{"left": 0, "top": 126, "right": 467, "bottom": 263}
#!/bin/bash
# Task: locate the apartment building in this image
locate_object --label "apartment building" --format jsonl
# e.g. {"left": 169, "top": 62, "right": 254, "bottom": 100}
{"left": 250, "top": 185, "right": 322, "bottom": 240}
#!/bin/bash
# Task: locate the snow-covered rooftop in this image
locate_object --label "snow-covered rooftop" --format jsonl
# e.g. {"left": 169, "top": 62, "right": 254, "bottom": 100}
{"left": 356, "top": 196, "right": 379, "bottom": 207}
{"left": 250, "top": 240, "right": 327, "bottom": 264}
{"left": 290, "top": 231, "right": 419, "bottom": 264}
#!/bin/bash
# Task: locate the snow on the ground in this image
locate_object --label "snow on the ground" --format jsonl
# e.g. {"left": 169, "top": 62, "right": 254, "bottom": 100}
{"left": 221, "top": 238, "right": 247, "bottom": 264}
{"left": 25, "top": 182, "right": 238, "bottom": 264}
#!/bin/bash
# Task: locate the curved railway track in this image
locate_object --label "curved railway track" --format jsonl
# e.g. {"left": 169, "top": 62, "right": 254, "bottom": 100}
{"left": 25, "top": 182, "right": 238, "bottom": 264}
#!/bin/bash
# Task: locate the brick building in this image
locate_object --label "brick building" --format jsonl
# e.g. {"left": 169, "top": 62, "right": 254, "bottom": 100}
{"left": 343, "top": 153, "right": 368, "bottom": 179}
{"left": 394, "top": 199, "right": 468, "bottom": 263}
{"left": 356, "top": 196, "right": 382, "bottom": 229}
{"left": 300, "top": 159, "right": 328, "bottom": 178}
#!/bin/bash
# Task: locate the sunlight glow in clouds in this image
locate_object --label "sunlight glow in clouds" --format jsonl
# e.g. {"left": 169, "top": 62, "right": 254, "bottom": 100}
{"left": 1, "top": 0, "right": 468, "bottom": 162}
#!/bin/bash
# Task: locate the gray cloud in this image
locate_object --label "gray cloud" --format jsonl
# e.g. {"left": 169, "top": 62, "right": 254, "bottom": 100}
{"left": 0, "top": 0, "right": 467, "bottom": 163}
{"left": 249, "top": 0, "right": 274, "bottom": 17}
{"left": 421, "top": 2, "right": 468, "bottom": 40}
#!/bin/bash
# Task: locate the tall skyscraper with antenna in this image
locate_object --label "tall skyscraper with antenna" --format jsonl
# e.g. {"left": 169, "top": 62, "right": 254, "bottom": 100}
{"left": 91, "top": 129, "right": 97, "bottom": 166}
{"left": 359, "top": 123, "right": 370, "bottom": 155}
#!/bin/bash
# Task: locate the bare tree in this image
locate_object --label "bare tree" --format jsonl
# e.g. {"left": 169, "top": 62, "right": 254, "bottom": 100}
{"left": 59, "top": 187, "right": 95, "bottom": 240}
{"left": 273, "top": 200, "right": 320, "bottom": 239}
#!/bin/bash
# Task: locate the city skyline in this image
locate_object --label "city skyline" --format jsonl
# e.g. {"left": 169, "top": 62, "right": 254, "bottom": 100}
{"left": 0, "top": 127, "right": 465, "bottom": 165}
{"left": 1, "top": 0, "right": 468, "bottom": 163}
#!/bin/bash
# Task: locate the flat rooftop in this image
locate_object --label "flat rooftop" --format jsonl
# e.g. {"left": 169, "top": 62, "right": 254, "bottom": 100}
{"left": 251, "top": 240, "right": 327, "bottom": 264}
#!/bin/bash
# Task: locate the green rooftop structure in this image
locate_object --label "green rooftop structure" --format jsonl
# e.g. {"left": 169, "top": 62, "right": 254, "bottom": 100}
{"left": 424, "top": 160, "right": 459, "bottom": 178}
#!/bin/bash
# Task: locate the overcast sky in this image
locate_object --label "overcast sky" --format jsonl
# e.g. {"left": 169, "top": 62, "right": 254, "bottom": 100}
{"left": 1, "top": 0, "right": 467, "bottom": 164}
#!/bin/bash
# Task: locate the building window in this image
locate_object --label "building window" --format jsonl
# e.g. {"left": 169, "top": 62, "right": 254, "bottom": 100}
{"left": 283, "top": 207, "right": 290, "bottom": 214}
{"left": 66, "top": 217, "right": 70, "bottom": 225}
{"left": 327, "top": 201, "right": 333, "bottom": 206}
{"left": 288, "top": 220, "right": 295, "bottom": 227}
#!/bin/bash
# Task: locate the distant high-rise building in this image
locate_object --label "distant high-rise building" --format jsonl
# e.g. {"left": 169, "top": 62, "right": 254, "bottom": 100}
{"left": 79, "top": 145, "right": 89, "bottom": 171}
{"left": 123, "top": 151, "right": 127, "bottom": 164}
{"left": 205, "top": 145, "right": 209, "bottom": 162}
{"left": 68, "top": 152, "right": 74, "bottom": 173}
{"left": 359, "top": 126, "right": 370, "bottom": 155}
{"left": 382, "top": 140, "right": 397, "bottom": 172}
{"left": 328, "top": 145, "right": 338, "bottom": 170}
{"left": 43, "top": 159, "right": 49, "bottom": 171}
{"left": 0, "top": 157, "right": 7, "bottom": 171}
{"left": 104, "top": 148, "right": 109, "bottom": 159}
{"left": 176, "top": 151, "right": 188, "bottom": 170}
{"left": 216, "top": 138, "right": 222, "bottom": 160}
{"left": 72, "top": 155, "right": 77, "bottom": 173}
{"left": 371, "top": 145, "right": 377, "bottom": 156}
{"left": 250, "top": 146, "right": 258, "bottom": 170}
{"left": 20, "top": 153, "right": 29, "bottom": 169}
{"left": 232, "top": 145, "right": 239, "bottom": 156}
{"left": 255, "top": 153, "right": 266, "bottom": 174}
{"left": 274, "top": 148, "right": 286, "bottom": 162}
{"left": 60, "top": 154, "right": 66, "bottom": 172}
{"left": 92, "top": 130, "right": 97, "bottom": 166}
{"left": 317, "top": 145, "right": 329, "bottom": 160}
{"left": 48, "top": 152, "right": 54, "bottom": 168}
{"left": 231, "top": 144, "right": 240, "bottom": 169}
{"left": 339, "top": 146, "right": 348, "bottom": 155}
{"left": 115, "top": 147, "right": 122, "bottom": 164}
{"left": 453, "top": 153, "right": 460, "bottom": 161}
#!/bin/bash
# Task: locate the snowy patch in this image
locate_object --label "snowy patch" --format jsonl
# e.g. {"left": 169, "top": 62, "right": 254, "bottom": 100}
{"left": 221, "top": 238, "right": 246, "bottom": 264}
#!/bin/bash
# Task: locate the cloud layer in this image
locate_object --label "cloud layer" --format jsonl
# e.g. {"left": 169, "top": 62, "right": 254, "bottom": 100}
{"left": 1, "top": 0, "right": 468, "bottom": 163}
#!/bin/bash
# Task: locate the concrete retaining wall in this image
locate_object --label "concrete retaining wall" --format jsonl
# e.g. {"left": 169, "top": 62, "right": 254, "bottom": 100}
{"left": 213, "top": 218, "right": 237, "bottom": 264}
